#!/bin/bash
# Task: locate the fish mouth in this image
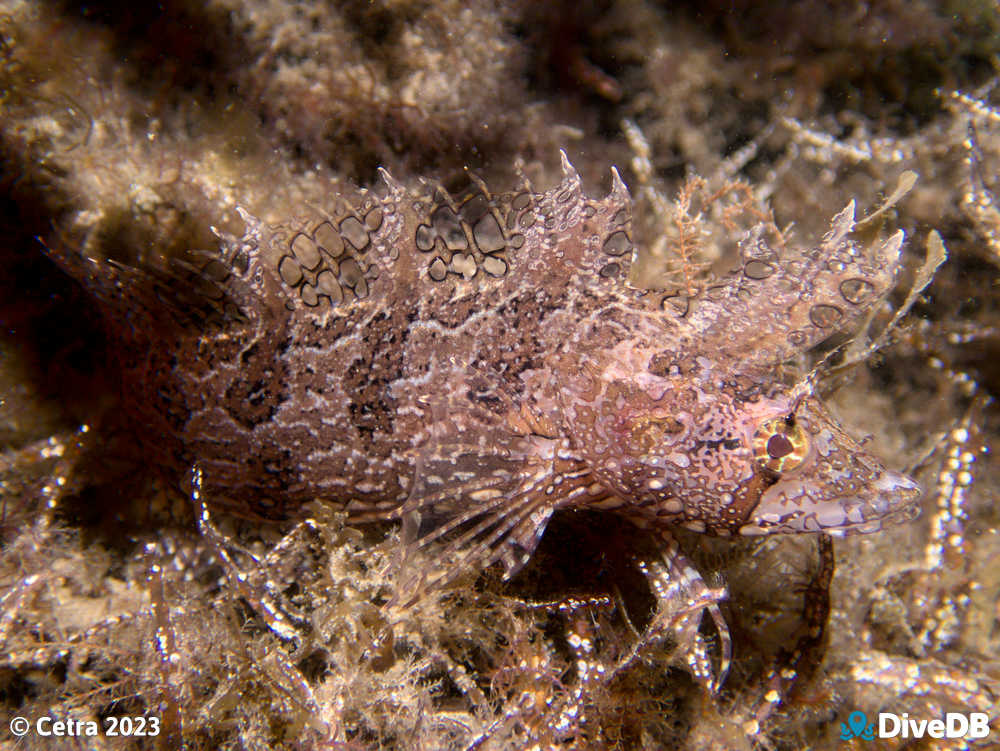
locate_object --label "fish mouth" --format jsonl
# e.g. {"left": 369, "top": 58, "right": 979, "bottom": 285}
{"left": 738, "top": 469, "right": 923, "bottom": 536}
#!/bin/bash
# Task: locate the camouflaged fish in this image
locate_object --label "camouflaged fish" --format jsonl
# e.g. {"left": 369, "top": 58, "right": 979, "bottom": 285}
{"left": 47, "top": 154, "right": 921, "bottom": 578}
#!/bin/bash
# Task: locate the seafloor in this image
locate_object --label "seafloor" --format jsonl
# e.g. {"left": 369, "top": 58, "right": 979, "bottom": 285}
{"left": 1, "top": 1, "right": 998, "bottom": 749}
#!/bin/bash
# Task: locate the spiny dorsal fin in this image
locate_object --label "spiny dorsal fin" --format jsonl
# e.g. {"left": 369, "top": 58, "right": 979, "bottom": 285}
{"left": 211, "top": 155, "right": 636, "bottom": 321}
{"left": 45, "top": 155, "right": 637, "bottom": 347}
{"left": 501, "top": 152, "right": 634, "bottom": 283}
{"left": 682, "top": 201, "right": 905, "bottom": 371}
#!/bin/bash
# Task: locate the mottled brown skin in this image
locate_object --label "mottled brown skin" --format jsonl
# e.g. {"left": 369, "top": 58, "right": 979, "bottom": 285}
{"left": 47, "top": 155, "right": 921, "bottom": 578}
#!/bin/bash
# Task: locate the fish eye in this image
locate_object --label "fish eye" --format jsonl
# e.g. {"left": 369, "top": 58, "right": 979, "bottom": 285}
{"left": 753, "top": 416, "right": 809, "bottom": 473}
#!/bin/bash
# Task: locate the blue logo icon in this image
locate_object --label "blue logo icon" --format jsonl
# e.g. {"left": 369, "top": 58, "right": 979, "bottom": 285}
{"left": 840, "top": 711, "right": 875, "bottom": 741}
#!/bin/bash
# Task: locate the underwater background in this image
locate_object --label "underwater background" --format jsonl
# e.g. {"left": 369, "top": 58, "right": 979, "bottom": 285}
{"left": 1, "top": 1, "right": 998, "bottom": 748}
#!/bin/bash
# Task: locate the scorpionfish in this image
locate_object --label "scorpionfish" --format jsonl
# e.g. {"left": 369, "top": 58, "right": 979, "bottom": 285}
{"left": 47, "top": 154, "right": 921, "bottom": 579}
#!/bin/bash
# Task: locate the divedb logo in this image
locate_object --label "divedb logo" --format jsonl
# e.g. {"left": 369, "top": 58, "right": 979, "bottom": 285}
{"left": 840, "top": 710, "right": 992, "bottom": 741}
